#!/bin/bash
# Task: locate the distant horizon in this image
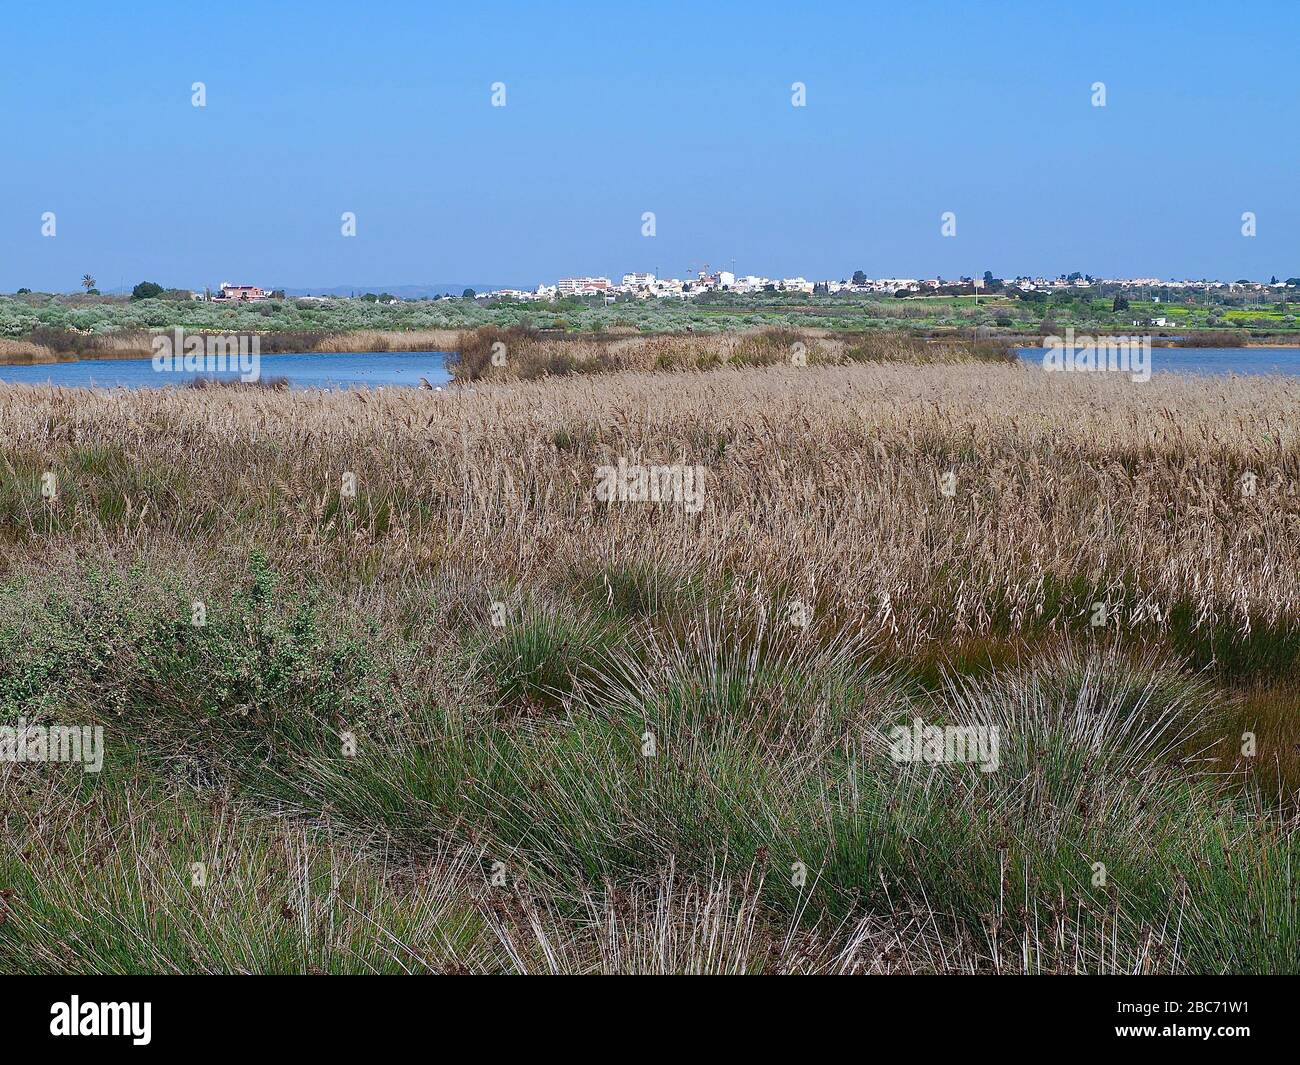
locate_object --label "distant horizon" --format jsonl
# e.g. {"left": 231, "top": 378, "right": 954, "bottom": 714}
{"left": 15, "top": 267, "right": 1300, "bottom": 300}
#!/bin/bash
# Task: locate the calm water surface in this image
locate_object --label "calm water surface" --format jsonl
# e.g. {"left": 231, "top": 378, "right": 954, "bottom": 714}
{"left": 1016, "top": 346, "right": 1300, "bottom": 376}
{"left": 0, "top": 350, "right": 453, "bottom": 389}
{"left": 2, "top": 347, "right": 1299, "bottom": 388}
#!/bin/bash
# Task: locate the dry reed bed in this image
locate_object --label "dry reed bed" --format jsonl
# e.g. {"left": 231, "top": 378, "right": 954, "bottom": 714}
{"left": 0, "top": 329, "right": 463, "bottom": 366}
{"left": 2, "top": 363, "right": 1298, "bottom": 665}
{"left": 0, "top": 338, "right": 56, "bottom": 362}
{"left": 450, "top": 326, "right": 1014, "bottom": 381}
{"left": 314, "top": 328, "right": 463, "bottom": 353}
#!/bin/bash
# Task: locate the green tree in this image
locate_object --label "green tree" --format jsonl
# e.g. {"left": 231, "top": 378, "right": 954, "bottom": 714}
{"left": 131, "top": 281, "right": 165, "bottom": 300}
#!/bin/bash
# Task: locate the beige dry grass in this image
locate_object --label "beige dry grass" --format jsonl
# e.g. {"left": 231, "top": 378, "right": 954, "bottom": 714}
{"left": 0, "top": 329, "right": 462, "bottom": 366}
{"left": 313, "top": 328, "right": 463, "bottom": 352}
{"left": 451, "top": 326, "right": 1016, "bottom": 381}
{"left": 0, "top": 338, "right": 56, "bottom": 363}
{"left": 3, "top": 362, "right": 1297, "bottom": 669}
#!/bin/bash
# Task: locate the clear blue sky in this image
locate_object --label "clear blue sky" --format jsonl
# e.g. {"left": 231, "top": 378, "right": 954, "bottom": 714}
{"left": 3, "top": 0, "right": 1297, "bottom": 292}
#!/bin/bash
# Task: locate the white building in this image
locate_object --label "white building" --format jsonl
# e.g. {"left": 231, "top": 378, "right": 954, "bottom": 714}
{"left": 556, "top": 277, "right": 613, "bottom": 296}
{"left": 621, "top": 272, "right": 657, "bottom": 291}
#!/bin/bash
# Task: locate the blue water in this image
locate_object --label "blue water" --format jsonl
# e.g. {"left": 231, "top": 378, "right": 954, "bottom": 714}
{"left": 0, "top": 350, "right": 453, "bottom": 389}
{"left": 1016, "top": 346, "right": 1300, "bottom": 376}
{"left": 3, "top": 347, "right": 1298, "bottom": 388}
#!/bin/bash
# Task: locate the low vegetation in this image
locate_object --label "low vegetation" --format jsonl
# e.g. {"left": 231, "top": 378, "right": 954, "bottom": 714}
{"left": 2, "top": 361, "right": 1299, "bottom": 972}
{"left": 3, "top": 287, "right": 1299, "bottom": 365}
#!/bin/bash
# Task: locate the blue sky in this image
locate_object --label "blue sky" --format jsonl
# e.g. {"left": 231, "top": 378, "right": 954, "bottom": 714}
{"left": 2, "top": 0, "right": 1297, "bottom": 291}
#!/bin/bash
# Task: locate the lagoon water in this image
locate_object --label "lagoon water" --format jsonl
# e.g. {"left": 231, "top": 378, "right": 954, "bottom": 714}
{"left": 0, "top": 350, "right": 454, "bottom": 390}
{"left": 1016, "top": 346, "right": 1300, "bottom": 376}
{"left": 2, "top": 347, "right": 1300, "bottom": 389}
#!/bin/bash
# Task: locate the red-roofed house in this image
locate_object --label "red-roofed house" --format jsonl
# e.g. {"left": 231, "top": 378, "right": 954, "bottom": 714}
{"left": 215, "top": 283, "right": 271, "bottom": 301}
